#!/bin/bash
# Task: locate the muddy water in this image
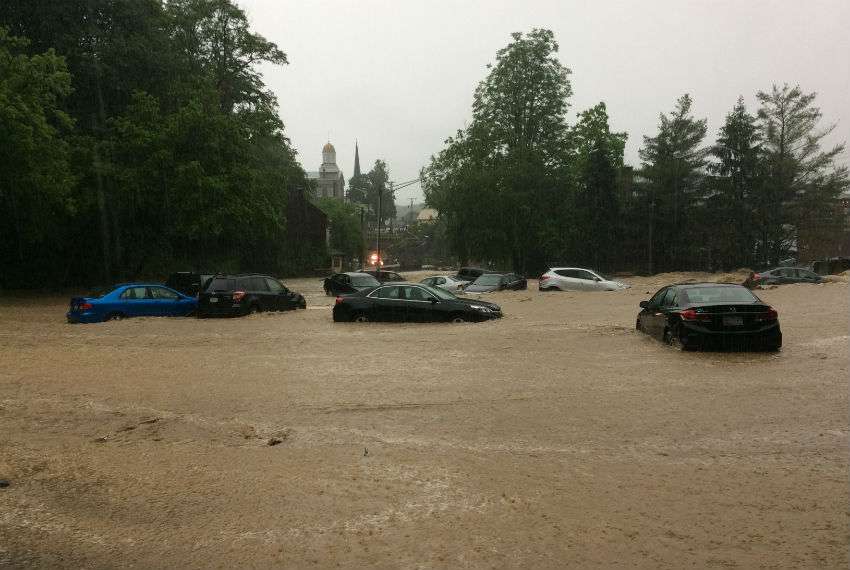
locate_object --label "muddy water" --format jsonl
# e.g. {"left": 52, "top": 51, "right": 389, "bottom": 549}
{"left": 0, "top": 275, "right": 847, "bottom": 568}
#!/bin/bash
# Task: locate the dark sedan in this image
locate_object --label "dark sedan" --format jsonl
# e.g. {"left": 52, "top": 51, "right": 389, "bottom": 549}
{"left": 332, "top": 283, "right": 502, "bottom": 323}
{"left": 323, "top": 272, "right": 381, "bottom": 296}
{"left": 636, "top": 283, "right": 781, "bottom": 351}
{"left": 464, "top": 273, "right": 527, "bottom": 293}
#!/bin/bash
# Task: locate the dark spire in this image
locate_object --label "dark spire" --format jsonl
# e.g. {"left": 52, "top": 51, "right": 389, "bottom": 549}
{"left": 353, "top": 140, "right": 361, "bottom": 178}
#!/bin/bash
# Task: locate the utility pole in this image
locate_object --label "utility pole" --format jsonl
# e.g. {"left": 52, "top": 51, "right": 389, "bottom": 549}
{"left": 648, "top": 199, "right": 654, "bottom": 275}
{"left": 376, "top": 182, "right": 382, "bottom": 266}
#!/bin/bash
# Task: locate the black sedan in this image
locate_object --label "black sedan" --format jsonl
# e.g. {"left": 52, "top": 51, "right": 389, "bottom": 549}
{"left": 323, "top": 272, "right": 381, "bottom": 296}
{"left": 332, "top": 283, "right": 502, "bottom": 323}
{"left": 464, "top": 272, "right": 527, "bottom": 293}
{"left": 636, "top": 283, "right": 781, "bottom": 351}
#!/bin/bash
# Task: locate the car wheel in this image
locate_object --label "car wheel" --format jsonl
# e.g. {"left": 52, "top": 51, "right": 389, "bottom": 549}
{"left": 104, "top": 312, "right": 124, "bottom": 322}
{"left": 450, "top": 313, "right": 467, "bottom": 324}
{"left": 298, "top": 298, "right": 306, "bottom": 309}
{"left": 351, "top": 312, "right": 369, "bottom": 323}
{"left": 635, "top": 318, "right": 642, "bottom": 332}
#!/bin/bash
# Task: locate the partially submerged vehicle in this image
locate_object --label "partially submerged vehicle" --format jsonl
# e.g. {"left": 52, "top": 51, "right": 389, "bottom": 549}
{"left": 636, "top": 283, "right": 781, "bottom": 351}
{"left": 333, "top": 283, "right": 501, "bottom": 323}
{"left": 539, "top": 267, "right": 628, "bottom": 291}
{"left": 67, "top": 284, "right": 197, "bottom": 323}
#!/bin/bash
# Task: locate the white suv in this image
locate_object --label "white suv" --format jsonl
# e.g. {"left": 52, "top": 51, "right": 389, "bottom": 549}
{"left": 539, "top": 267, "right": 628, "bottom": 291}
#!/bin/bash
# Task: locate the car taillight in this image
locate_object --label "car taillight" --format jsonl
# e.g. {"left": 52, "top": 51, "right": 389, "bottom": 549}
{"left": 540, "top": 274, "right": 550, "bottom": 280}
{"left": 679, "top": 309, "right": 711, "bottom": 321}
{"left": 752, "top": 273, "right": 761, "bottom": 281}
{"left": 756, "top": 307, "right": 778, "bottom": 321}
{"left": 232, "top": 290, "right": 246, "bottom": 302}
{"left": 335, "top": 296, "right": 343, "bottom": 304}
{"left": 79, "top": 302, "right": 93, "bottom": 310}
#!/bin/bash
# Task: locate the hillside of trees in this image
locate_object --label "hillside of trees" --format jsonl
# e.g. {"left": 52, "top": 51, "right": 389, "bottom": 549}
{"left": 422, "top": 29, "right": 849, "bottom": 275}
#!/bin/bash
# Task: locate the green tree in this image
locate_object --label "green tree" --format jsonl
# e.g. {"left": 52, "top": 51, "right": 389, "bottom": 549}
{"left": 316, "top": 198, "right": 364, "bottom": 259}
{"left": 366, "top": 159, "right": 396, "bottom": 224}
{"left": 707, "top": 96, "right": 762, "bottom": 269}
{"left": 424, "top": 29, "right": 573, "bottom": 272}
{"left": 639, "top": 94, "right": 708, "bottom": 272}
{"left": 755, "top": 84, "right": 848, "bottom": 263}
{"left": 570, "top": 103, "right": 627, "bottom": 271}
{"left": 0, "top": 27, "right": 75, "bottom": 287}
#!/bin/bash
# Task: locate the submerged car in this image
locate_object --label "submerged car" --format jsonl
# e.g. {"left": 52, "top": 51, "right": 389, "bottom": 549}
{"left": 419, "top": 275, "right": 469, "bottom": 292}
{"left": 67, "top": 284, "right": 197, "bottom": 323}
{"left": 744, "top": 267, "right": 823, "bottom": 288}
{"left": 332, "top": 283, "right": 502, "bottom": 323}
{"left": 323, "top": 272, "right": 381, "bottom": 295}
{"left": 464, "top": 273, "right": 527, "bottom": 293}
{"left": 198, "top": 274, "right": 306, "bottom": 317}
{"left": 453, "top": 267, "right": 498, "bottom": 283}
{"left": 539, "top": 267, "right": 628, "bottom": 291}
{"left": 636, "top": 283, "right": 781, "bottom": 351}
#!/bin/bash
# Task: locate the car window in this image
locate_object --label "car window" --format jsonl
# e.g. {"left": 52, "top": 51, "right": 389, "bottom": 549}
{"left": 474, "top": 274, "right": 503, "bottom": 286}
{"left": 120, "top": 286, "right": 149, "bottom": 300}
{"left": 389, "top": 273, "right": 403, "bottom": 281}
{"left": 405, "top": 286, "right": 435, "bottom": 301}
{"left": 575, "top": 270, "right": 596, "bottom": 281}
{"left": 554, "top": 269, "right": 572, "bottom": 278}
{"left": 681, "top": 286, "right": 757, "bottom": 304}
{"left": 661, "top": 288, "right": 677, "bottom": 307}
{"left": 265, "top": 278, "right": 284, "bottom": 293}
{"left": 372, "top": 286, "right": 401, "bottom": 299}
{"left": 150, "top": 287, "right": 179, "bottom": 300}
{"left": 420, "top": 278, "right": 433, "bottom": 286}
{"left": 351, "top": 274, "right": 380, "bottom": 287}
{"left": 209, "top": 277, "right": 233, "bottom": 291}
{"left": 648, "top": 288, "right": 667, "bottom": 307}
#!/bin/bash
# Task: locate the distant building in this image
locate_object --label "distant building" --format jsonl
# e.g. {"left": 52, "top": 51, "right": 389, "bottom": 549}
{"left": 307, "top": 142, "right": 345, "bottom": 200}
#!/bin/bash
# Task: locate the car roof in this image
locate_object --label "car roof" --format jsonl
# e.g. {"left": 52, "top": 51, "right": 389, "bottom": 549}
{"left": 549, "top": 267, "right": 597, "bottom": 272}
{"left": 343, "top": 272, "right": 375, "bottom": 277}
{"left": 670, "top": 282, "right": 746, "bottom": 288}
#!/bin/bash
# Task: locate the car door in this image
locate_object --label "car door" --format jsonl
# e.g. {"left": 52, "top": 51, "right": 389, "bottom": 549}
{"left": 572, "top": 270, "right": 600, "bottom": 291}
{"left": 640, "top": 287, "right": 668, "bottom": 338}
{"left": 266, "top": 277, "right": 297, "bottom": 310}
{"left": 149, "top": 286, "right": 184, "bottom": 316}
{"left": 120, "top": 286, "right": 157, "bottom": 317}
{"left": 403, "top": 285, "right": 439, "bottom": 322}
{"left": 797, "top": 269, "right": 820, "bottom": 283}
{"left": 554, "top": 270, "right": 581, "bottom": 290}
{"left": 369, "top": 286, "right": 406, "bottom": 321}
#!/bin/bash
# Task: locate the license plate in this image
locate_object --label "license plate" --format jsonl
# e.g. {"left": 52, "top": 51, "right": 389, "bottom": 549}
{"left": 723, "top": 316, "right": 743, "bottom": 326}
{"left": 209, "top": 297, "right": 218, "bottom": 303}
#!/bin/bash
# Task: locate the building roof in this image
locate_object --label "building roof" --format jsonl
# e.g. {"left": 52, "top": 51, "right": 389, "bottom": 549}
{"left": 323, "top": 142, "right": 335, "bottom": 153}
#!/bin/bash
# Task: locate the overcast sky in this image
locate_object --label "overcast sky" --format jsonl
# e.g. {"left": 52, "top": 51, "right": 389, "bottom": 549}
{"left": 244, "top": 0, "right": 850, "bottom": 205}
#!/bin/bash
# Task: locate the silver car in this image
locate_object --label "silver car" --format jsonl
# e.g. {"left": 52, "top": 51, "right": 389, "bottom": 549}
{"left": 539, "top": 267, "right": 628, "bottom": 291}
{"left": 419, "top": 275, "right": 469, "bottom": 292}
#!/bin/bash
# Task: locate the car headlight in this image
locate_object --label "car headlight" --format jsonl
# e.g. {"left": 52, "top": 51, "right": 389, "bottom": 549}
{"left": 469, "top": 304, "right": 491, "bottom": 312}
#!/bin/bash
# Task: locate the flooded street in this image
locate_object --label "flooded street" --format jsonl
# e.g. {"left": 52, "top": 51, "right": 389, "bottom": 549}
{"left": 1, "top": 274, "right": 847, "bottom": 569}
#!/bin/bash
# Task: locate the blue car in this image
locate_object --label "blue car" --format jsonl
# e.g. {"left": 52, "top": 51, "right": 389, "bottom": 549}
{"left": 66, "top": 283, "right": 198, "bottom": 323}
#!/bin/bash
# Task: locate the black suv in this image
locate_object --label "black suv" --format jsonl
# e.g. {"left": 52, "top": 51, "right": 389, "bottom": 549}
{"left": 165, "top": 272, "right": 215, "bottom": 297}
{"left": 198, "top": 274, "right": 306, "bottom": 317}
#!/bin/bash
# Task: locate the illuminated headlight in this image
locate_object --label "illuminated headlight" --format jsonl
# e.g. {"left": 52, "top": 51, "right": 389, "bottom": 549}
{"left": 469, "top": 304, "right": 491, "bottom": 312}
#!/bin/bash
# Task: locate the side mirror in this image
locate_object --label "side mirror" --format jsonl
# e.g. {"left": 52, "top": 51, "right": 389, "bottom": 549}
{"left": 595, "top": 277, "right": 602, "bottom": 282}
{"left": 639, "top": 301, "right": 649, "bottom": 308}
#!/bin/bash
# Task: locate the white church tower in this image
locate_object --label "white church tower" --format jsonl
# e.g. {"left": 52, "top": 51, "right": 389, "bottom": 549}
{"left": 307, "top": 142, "right": 345, "bottom": 200}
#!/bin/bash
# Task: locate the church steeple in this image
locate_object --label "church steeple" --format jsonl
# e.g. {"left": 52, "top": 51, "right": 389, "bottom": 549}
{"left": 353, "top": 140, "right": 361, "bottom": 178}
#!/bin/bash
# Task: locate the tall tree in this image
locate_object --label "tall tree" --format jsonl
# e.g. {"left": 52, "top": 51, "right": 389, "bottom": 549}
{"left": 707, "top": 96, "right": 762, "bottom": 269}
{"left": 424, "top": 29, "right": 573, "bottom": 272}
{"left": 0, "top": 27, "right": 74, "bottom": 286}
{"left": 366, "top": 159, "right": 396, "bottom": 224}
{"left": 755, "top": 84, "right": 848, "bottom": 263}
{"left": 570, "top": 103, "right": 627, "bottom": 271}
{"left": 639, "top": 94, "right": 708, "bottom": 272}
